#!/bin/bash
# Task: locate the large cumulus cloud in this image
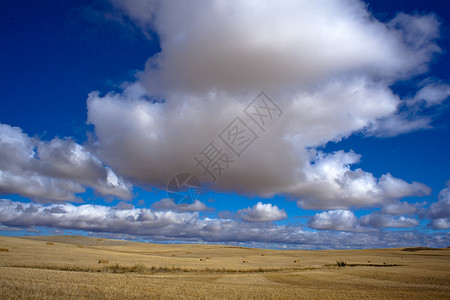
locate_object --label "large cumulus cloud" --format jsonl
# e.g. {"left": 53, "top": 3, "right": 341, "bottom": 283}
{"left": 84, "top": 0, "right": 448, "bottom": 210}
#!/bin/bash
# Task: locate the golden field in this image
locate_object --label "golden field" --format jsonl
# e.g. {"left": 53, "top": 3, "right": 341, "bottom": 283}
{"left": 0, "top": 235, "right": 449, "bottom": 299}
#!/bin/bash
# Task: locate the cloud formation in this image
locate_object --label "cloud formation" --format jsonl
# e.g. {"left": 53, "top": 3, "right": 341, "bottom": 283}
{"left": 426, "top": 182, "right": 450, "bottom": 229}
{"left": 309, "top": 209, "right": 419, "bottom": 231}
{"left": 381, "top": 201, "right": 420, "bottom": 215}
{"left": 365, "top": 81, "right": 450, "bottom": 137}
{"left": 83, "top": 0, "right": 445, "bottom": 210}
{"left": 114, "top": 0, "right": 441, "bottom": 93}
{"left": 0, "top": 198, "right": 447, "bottom": 249}
{"left": 237, "top": 202, "right": 287, "bottom": 222}
{"left": 0, "top": 123, "right": 131, "bottom": 202}
{"left": 308, "top": 210, "right": 361, "bottom": 232}
{"left": 152, "top": 198, "right": 211, "bottom": 212}
{"left": 1, "top": 1, "right": 448, "bottom": 249}
{"left": 293, "top": 150, "right": 430, "bottom": 209}
{"left": 360, "top": 213, "right": 419, "bottom": 228}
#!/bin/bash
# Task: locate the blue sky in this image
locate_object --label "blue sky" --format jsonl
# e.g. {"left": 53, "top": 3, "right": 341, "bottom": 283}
{"left": 0, "top": 0, "right": 449, "bottom": 249}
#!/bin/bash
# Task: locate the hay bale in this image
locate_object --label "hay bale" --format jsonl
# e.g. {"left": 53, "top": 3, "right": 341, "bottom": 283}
{"left": 186, "top": 251, "right": 192, "bottom": 254}
{"left": 0, "top": 248, "right": 9, "bottom": 252}
{"left": 200, "top": 258, "right": 204, "bottom": 261}
{"left": 205, "top": 257, "right": 211, "bottom": 259}
{"left": 294, "top": 260, "right": 298, "bottom": 263}
{"left": 98, "top": 259, "right": 109, "bottom": 264}
{"left": 77, "top": 245, "right": 84, "bottom": 248}
{"left": 261, "top": 254, "right": 265, "bottom": 256}
{"left": 46, "top": 242, "right": 54, "bottom": 245}
{"left": 336, "top": 261, "right": 347, "bottom": 267}
{"left": 171, "top": 254, "right": 177, "bottom": 257}
{"left": 243, "top": 260, "right": 248, "bottom": 263}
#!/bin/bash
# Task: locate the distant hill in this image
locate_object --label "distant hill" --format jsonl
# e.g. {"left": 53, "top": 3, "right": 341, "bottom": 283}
{"left": 400, "top": 247, "right": 442, "bottom": 252}
{"left": 19, "top": 235, "right": 140, "bottom": 246}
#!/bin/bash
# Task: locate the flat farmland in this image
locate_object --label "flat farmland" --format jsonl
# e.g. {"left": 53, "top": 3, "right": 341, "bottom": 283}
{"left": 0, "top": 236, "right": 449, "bottom": 299}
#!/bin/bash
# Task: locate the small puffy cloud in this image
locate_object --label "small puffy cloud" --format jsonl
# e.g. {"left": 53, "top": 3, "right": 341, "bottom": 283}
{"left": 309, "top": 209, "right": 419, "bottom": 231}
{"left": 308, "top": 210, "right": 361, "bottom": 232}
{"left": 429, "top": 218, "right": 450, "bottom": 230}
{"left": 381, "top": 202, "right": 420, "bottom": 215}
{"left": 0, "top": 123, "right": 131, "bottom": 202}
{"left": 237, "top": 202, "right": 287, "bottom": 222}
{"left": 152, "top": 198, "right": 211, "bottom": 212}
{"left": 360, "top": 213, "right": 419, "bottom": 228}
{"left": 427, "top": 182, "right": 450, "bottom": 219}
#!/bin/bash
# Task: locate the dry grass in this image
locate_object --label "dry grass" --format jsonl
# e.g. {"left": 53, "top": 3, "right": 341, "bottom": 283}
{"left": 0, "top": 235, "right": 449, "bottom": 299}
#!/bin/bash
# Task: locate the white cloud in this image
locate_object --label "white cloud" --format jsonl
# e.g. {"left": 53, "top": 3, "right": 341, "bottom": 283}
{"left": 0, "top": 123, "right": 131, "bottom": 202}
{"left": 309, "top": 209, "right": 419, "bottom": 231}
{"left": 3, "top": 1, "right": 446, "bottom": 216}
{"left": 87, "top": 84, "right": 430, "bottom": 210}
{"left": 413, "top": 82, "right": 450, "bottom": 107}
{"left": 365, "top": 81, "right": 450, "bottom": 137}
{"left": 113, "top": 0, "right": 440, "bottom": 93}
{"left": 1, "top": 198, "right": 447, "bottom": 249}
{"left": 115, "top": 201, "right": 135, "bottom": 210}
{"left": 237, "top": 202, "right": 287, "bottom": 222}
{"left": 360, "top": 213, "right": 419, "bottom": 228}
{"left": 364, "top": 114, "right": 432, "bottom": 137}
{"left": 430, "top": 218, "right": 450, "bottom": 230}
{"left": 152, "top": 198, "right": 211, "bottom": 212}
{"left": 294, "top": 151, "right": 430, "bottom": 209}
{"left": 83, "top": 0, "right": 443, "bottom": 209}
{"left": 426, "top": 182, "right": 450, "bottom": 229}
{"left": 381, "top": 202, "right": 420, "bottom": 215}
{"left": 308, "top": 210, "right": 361, "bottom": 232}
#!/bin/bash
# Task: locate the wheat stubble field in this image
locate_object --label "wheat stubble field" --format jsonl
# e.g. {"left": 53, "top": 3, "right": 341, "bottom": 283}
{"left": 0, "top": 235, "right": 449, "bottom": 299}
